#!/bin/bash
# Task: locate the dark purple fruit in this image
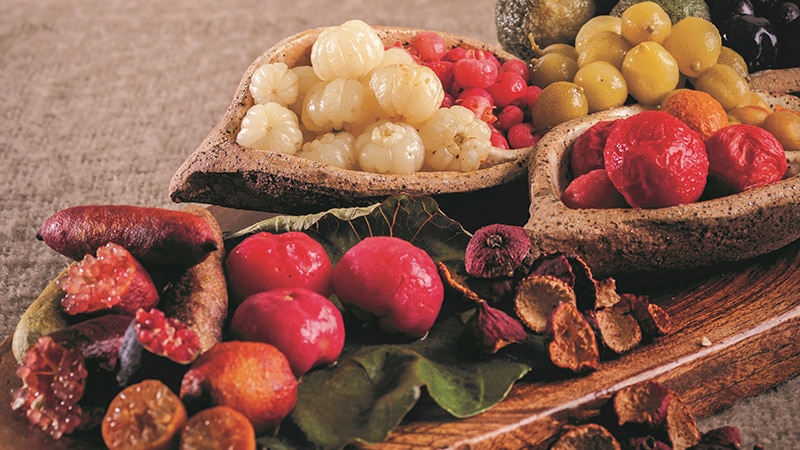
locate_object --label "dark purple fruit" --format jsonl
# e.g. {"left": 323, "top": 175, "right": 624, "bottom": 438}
{"left": 707, "top": 0, "right": 755, "bottom": 23}
{"left": 718, "top": 14, "right": 780, "bottom": 71}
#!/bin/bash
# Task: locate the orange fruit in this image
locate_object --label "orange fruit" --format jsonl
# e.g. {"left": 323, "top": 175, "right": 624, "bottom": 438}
{"left": 660, "top": 89, "right": 729, "bottom": 141}
{"left": 179, "top": 406, "right": 256, "bottom": 450}
{"left": 179, "top": 341, "right": 298, "bottom": 435}
{"left": 102, "top": 379, "right": 187, "bottom": 450}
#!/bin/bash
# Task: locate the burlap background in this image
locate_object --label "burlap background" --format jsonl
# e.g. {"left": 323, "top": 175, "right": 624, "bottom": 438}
{"left": 2, "top": 0, "right": 798, "bottom": 446}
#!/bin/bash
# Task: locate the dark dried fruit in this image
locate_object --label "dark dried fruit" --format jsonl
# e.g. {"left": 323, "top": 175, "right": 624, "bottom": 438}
{"left": 460, "top": 299, "right": 528, "bottom": 355}
{"left": 627, "top": 435, "right": 672, "bottom": 450}
{"left": 622, "top": 293, "right": 673, "bottom": 339}
{"left": 587, "top": 301, "right": 643, "bottom": 355}
{"left": 514, "top": 274, "right": 577, "bottom": 334}
{"left": 666, "top": 392, "right": 702, "bottom": 450}
{"left": 117, "top": 308, "right": 202, "bottom": 391}
{"left": 58, "top": 242, "right": 159, "bottom": 316}
{"left": 550, "top": 423, "right": 622, "bottom": 449}
{"left": 696, "top": 426, "right": 743, "bottom": 448}
{"left": 613, "top": 380, "right": 671, "bottom": 429}
{"left": 10, "top": 314, "right": 131, "bottom": 439}
{"left": 546, "top": 302, "right": 600, "bottom": 373}
{"left": 465, "top": 224, "right": 532, "bottom": 278}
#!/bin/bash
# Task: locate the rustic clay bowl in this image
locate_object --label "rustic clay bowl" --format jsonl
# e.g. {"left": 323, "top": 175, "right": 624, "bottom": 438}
{"left": 168, "top": 26, "right": 532, "bottom": 228}
{"left": 525, "top": 83, "right": 800, "bottom": 278}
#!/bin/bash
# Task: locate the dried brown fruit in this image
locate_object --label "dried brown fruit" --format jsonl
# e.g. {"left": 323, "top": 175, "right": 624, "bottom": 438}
{"left": 529, "top": 252, "right": 576, "bottom": 286}
{"left": 666, "top": 391, "right": 702, "bottom": 450}
{"left": 529, "top": 252, "right": 598, "bottom": 309}
{"left": 589, "top": 302, "right": 643, "bottom": 355}
{"left": 627, "top": 435, "right": 672, "bottom": 449}
{"left": 594, "top": 277, "right": 621, "bottom": 309}
{"left": 613, "top": 380, "right": 671, "bottom": 429}
{"left": 696, "top": 426, "right": 742, "bottom": 448}
{"left": 436, "top": 261, "right": 483, "bottom": 304}
{"left": 621, "top": 293, "right": 672, "bottom": 339}
{"left": 514, "top": 274, "right": 577, "bottom": 334}
{"left": 465, "top": 224, "right": 532, "bottom": 278}
{"left": 550, "top": 423, "right": 622, "bottom": 450}
{"left": 460, "top": 300, "right": 528, "bottom": 355}
{"left": 546, "top": 302, "right": 600, "bottom": 373}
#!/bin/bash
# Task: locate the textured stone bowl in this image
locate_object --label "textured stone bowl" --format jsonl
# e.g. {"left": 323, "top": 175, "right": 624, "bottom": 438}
{"left": 168, "top": 26, "right": 531, "bottom": 228}
{"left": 525, "top": 88, "right": 800, "bottom": 278}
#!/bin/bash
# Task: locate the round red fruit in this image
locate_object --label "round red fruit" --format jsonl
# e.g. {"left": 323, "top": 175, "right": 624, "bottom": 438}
{"left": 499, "top": 59, "right": 530, "bottom": 83}
{"left": 604, "top": 111, "right": 708, "bottom": 208}
{"left": 507, "top": 122, "right": 541, "bottom": 149}
{"left": 453, "top": 57, "right": 498, "bottom": 90}
{"left": 487, "top": 71, "right": 528, "bottom": 108}
{"left": 332, "top": 236, "right": 444, "bottom": 339}
{"left": 706, "top": 124, "right": 786, "bottom": 193}
{"left": 230, "top": 287, "right": 345, "bottom": 377}
{"left": 562, "top": 169, "right": 629, "bottom": 209}
{"left": 411, "top": 31, "right": 447, "bottom": 62}
{"left": 495, "top": 104, "right": 525, "bottom": 132}
{"left": 570, "top": 119, "right": 618, "bottom": 177}
{"left": 225, "top": 231, "right": 333, "bottom": 305}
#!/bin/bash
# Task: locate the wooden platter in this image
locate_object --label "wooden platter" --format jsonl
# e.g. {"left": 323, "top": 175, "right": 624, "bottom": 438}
{"left": 2, "top": 205, "right": 800, "bottom": 449}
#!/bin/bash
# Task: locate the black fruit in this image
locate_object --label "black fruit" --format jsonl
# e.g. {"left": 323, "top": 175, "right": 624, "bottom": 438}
{"left": 718, "top": 14, "right": 780, "bottom": 72}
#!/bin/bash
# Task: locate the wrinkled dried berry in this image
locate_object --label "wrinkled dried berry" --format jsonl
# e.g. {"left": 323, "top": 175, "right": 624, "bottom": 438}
{"left": 460, "top": 300, "right": 528, "bottom": 355}
{"left": 465, "top": 224, "right": 532, "bottom": 278}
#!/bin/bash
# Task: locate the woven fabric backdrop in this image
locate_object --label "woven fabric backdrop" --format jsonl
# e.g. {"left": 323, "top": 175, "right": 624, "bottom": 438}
{"left": 1, "top": 0, "right": 798, "bottom": 446}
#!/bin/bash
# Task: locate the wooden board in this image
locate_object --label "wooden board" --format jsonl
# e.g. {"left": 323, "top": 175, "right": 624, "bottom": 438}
{"left": 2, "top": 205, "right": 800, "bottom": 449}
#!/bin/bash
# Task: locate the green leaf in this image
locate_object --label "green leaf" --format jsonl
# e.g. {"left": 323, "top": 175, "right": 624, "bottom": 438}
{"left": 291, "top": 318, "right": 530, "bottom": 449}
{"left": 225, "top": 194, "right": 472, "bottom": 265}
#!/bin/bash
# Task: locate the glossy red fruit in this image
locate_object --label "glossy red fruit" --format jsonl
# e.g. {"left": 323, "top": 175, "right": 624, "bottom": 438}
{"left": 230, "top": 287, "right": 345, "bottom": 377}
{"left": 58, "top": 242, "right": 159, "bottom": 316}
{"left": 604, "top": 111, "right": 708, "bottom": 208}
{"left": 562, "top": 169, "right": 629, "bottom": 209}
{"left": 570, "top": 119, "right": 619, "bottom": 177}
{"left": 705, "top": 124, "right": 787, "bottom": 193}
{"left": 453, "top": 57, "right": 499, "bottom": 89}
{"left": 499, "top": 58, "right": 530, "bottom": 83}
{"left": 495, "top": 104, "right": 525, "bottom": 132}
{"left": 225, "top": 231, "right": 333, "bottom": 305}
{"left": 486, "top": 71, "right": 528, "bottom": 107}
{"left": 410, "top": 31, "right": 447, "bottom": 62}
{"left": 507, "top": 122, "right": 541, "bottom": 149}
{"left": 332, "top": 236, "right": 444, "bottom": 338}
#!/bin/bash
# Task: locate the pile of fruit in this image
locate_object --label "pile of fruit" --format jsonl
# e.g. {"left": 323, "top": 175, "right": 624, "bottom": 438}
{"left": 236, "top": 20, "right": 546, "bottom": 175}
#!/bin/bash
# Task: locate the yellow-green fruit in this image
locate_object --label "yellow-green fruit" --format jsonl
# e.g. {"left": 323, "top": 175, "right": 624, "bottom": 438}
{"left": 496, "top": 0, "right": 597, "bottom": 61}
{"left": 530, "top": 52, "right": 579, "bottom": 88}
{"left": 573, "top": 61, "right": 629, "bottom": 112}
{"left": 662, "top": 16, "right": 721, "bottom": 78}
{"left": 532, "top": 81, "right": 589, "bottom": 129}
{"left": 761, "top": 111, "right": 800, "bottom": 152}
{"left": 610, "top": 0, "right": 711, "bottom": 23}
{"left": 12, "top": 270, "right": 71, "bottom": 362}
{"left": 694, "top": 63, "right": 750, "bottom": 110}
{"left": 717, "top": 46, "right": 749, "bottom": 79}
{"left": 621, "top": 41, "right": 680, "bottom": 105}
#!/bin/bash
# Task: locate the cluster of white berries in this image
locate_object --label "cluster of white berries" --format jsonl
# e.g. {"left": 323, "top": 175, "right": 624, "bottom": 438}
{"left": 235, "top": 20, "right": 493, "bottom": 174}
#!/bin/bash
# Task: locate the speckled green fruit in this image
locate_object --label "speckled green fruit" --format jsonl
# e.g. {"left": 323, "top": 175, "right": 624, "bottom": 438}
{"left": 496, "top": 0, "right": 597, "bottom": 62}
{"left": 610, "top": 0, "right": 710, "bottom": 23}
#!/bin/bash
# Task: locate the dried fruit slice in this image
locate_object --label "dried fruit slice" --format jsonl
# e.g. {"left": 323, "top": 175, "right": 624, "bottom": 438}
{"left": 179, "top": 406, "right": 256, "bottom": 450}
{"left": 550, "top": 423, "right": 622, "bottom": 449}
{"left": 546, "top": 302, "right": 600, "bottom": 373}
{"left": 460, "top": 300, "right": 528, "bottom": 355}
{"left": 58, "top": 242, "right": 159, "bottom": 316}
{"left": 102, "top": 379, "right": 187, "bottom": 450}
{"left": 613, "top": 380, "right": 671, "bottom": 429}
{"left": 591, "top": 302, "right": 643, "bottom": 355}
{"left": 621, "top": 293, "right": 672, "bottom": 340}
{"left": 665, "top": 392, "right": 702, "bottom": 450}
{"left": 514, "top": 274, "right": 577, "bottom": 334}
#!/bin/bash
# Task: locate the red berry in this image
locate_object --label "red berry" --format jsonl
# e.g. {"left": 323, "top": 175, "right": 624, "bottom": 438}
{"left": 571, "top": 119, "right": 619, "bottom": 177}
{"left": 453, "top": 57, "right": 498, "bottom": 89}
{"left": 58, "top": 242, "right": 159, "bottom": 316}
{"left": 705, "top": 124, "right": 787, "bottom": 193}
{"left": 487, "top": 71, "right": 528, "bottom": 107}
{"left": 507, "top": 122, "right": 541, "bottom": 149}
{"left": 442, "top": 46, "right": 468, "bottom": 62}
{"left": 459, "top": 94, "right": 497, "bottom": 124}
{"left": 466, "top": 48, "right": 501, "bottom": 70}
{"left": 490, "top": 126, "right": 510, "bottom": 149}
{"left": 441, "top": 92, "right": 455, "bottom": 108}
{"left": 604, "top": 111, "right": 708, "bottom": 208}
{"left": 562, "top": 169, "right": 629, "bottom": 209}
{"left": 411, "top": 31, "right": 447, "bottom": 62}
{"left": 495, "top": 104, "right": 525, "bottom": 132}
{"left": 425, "top": 60, "right": 454, "bottom": 92}
{"left": 512, "top": 85, "right": 543, "bottom": 119}
{"left": 499, "top": 59, "right": 530, "bottom": 82}
{"left": 456, "top": 87, "right": 494, "bottom": 105}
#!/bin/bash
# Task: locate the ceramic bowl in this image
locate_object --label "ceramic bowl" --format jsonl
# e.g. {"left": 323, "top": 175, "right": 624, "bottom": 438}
{"left": 168, "top": 26, "right": 533, "bottom": 230}
{"left": 525, "top": 84, "right": 800, "bottom": 278}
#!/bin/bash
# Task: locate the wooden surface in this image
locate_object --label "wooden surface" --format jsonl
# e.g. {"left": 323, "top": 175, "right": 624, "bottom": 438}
{"left": 2, "top": 205, "right": 800, "bottom": 449}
